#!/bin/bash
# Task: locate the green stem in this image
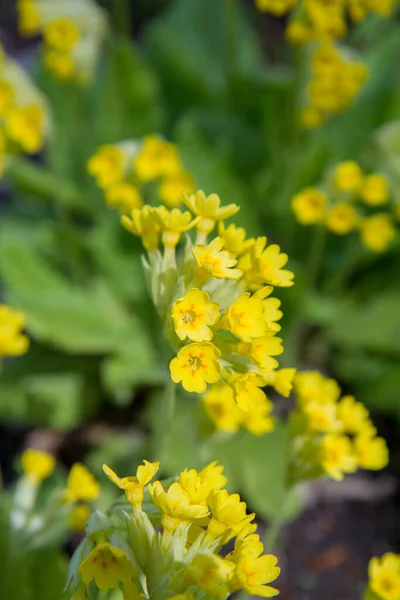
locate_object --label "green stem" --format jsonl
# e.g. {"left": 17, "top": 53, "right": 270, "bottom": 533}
{"left": 152, "top": 379, "right": 176, "bottom": 463}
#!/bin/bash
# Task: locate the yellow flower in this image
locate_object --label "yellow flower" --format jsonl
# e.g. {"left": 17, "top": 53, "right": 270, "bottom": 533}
{"left": 361, "top": 174, "right": 390, "bottom": 206}
{"left": 79, "top": 542, "right": 135, "bottom": 590}
{"left": 43, "top": 18, "right": 80, "bottom": 52}
{"left": 6, "top": 105, "right": 44, "bottom": 154}
{"left": 104, "top": 183, "right": 143, "bottom": 214}
{"left": 286, "top": 21, "right": 313, "bottom": 45}
{"left": 333, "top": 161, "right": 364, "bottom": 192}
{"left": 368, "top": 553, "right": 400, "bottom": 600}
{"left": 294, "top": 371, "right": 341, "bottom": 406}
{"left": 207, "top": 489, "right": 255, "bottom": 541}
{"left": 318, "top": 433, "right": 357, "bottom": 481}
{"left": 155, "top": 206, "right": 198, "bottom": 248}
{"left": 337, "top": 395, "right": 369, "bottom": 434}
{"left": 64, "top": 463, "right": 100, "bottom": 503}
{"left": 68, "top": 504, "right": 91, "bottom": 532}
{"left": 0, "top": 304, "right": 29, "bottom": 358}
{"left": 87, "top": 145, "right": 125, "bottom": 189}
{"left": 353, "top": 434, "right": 389, "bottom": 470}
{"left": 148, "top": 481, "right": 209, "bottom": 531}
{"left": 159, "top": 171, "right": 195, "bottom": 207}
{"left": 44, "top": 51, "right": 75, "bottom": 82}
{"left": 17, "top": 0, "right": 41, "bottom": 36}
{"left": 170, "top": 342, "right": 221, "bottom": 393}
{"left": 0, "top": 80, "right": 15, "bottom": 117}
{"left": 21, "top": 448, "right": 55, "bottom": 484}
{"left": 192, "top": 237, "right": 243, "bottom": 280}
{"left": 179, "top": 462, "right": 227, "bottom": 505}
{"left": 232, "top": 545, "right": 280, "bottom": 598}
{"left": 229, "top": 372, "right": 268, "bottom": 411}
{"left": 264, "top": 368, "right": 296, "bottom": 397}
{"left": 225, "top": 290, "right": 281, "bottom": 341}
{"left": 171, "top": 288, "right": 220, "bottom": 342}
{"left": 134, "top": 135, "right": 181, "bottom": 181}
{"left": 241, "top": 395, "right": 275, "bottom": 436}
{"left": 251, "top": 238, "right": 294, "bottom": 287}
{"left": 303, "top": 401, "right": 340, "bottom": 433}
{"left": 184, "top": 554, "right": 234, "bottom": 599}
{"left": 184, "top": 190, "right": 240, "bottom": 237}
{"left": 325, "top": 202, "right": 359, "bottom": 235}
{"left": 255, "top": 0, "right": 297, "bottom": 15}
{"left": 291, "top": 188, "right": 328, "bottom": 225}
{"left": 121, "top": 205, "right": 160, "bottom": 251}
{"left": 202, "top": 383, "right": 243, "bottom": 433}
{"left": 312, "top": 43, "right": 342, "bottom": 76}
{"left": 103, "top": 460, "right": 159, "bottom": 508}
{"left": 360, "top": 214, "right": 396, "bottom": 253}
{"left": 218, "top": 222, "right": 254, "bottom": 257}
{"left": 248, "top": 333, "right": 284, "bottom": 371}
{"left": 300, "top": 106, "right": 324, "bottom": 128}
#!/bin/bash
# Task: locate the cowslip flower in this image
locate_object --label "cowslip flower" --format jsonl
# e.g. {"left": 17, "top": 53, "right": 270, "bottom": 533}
{"left": 159, "top": 171, "right": 195, "bottom": 207}
{"left": 179, "top": 462, "right": 227, "bottom": 506}
{"left": 218, "top": 222, "right": 255, "bottom": 257}
{"left": 230, "top": 537, "right": 281, "bottom": 598}
{"left": 359, "top": 214, "right": 396, "bottom": 252}
{"left": 79, "top": 542, "right": 135, "bottom": 590}
{"left": 248, "top": 333, "right": 284, "bottom": 371}
{"left": 192, "top": 237, "right": 243, "bottom": 281}
{"left": 104, "top": 183, "right": 143, "bottom": 214}
{"left": 171, "top": 289, "right": 220, "bottom": 342}
{"left": 368, "top": 553, "right": 400, "bottom": 600}
{"left": 202, "top": 383, "right": 244, "bottom": 433}
{"left": 6, "top": 105, "right": 44, "bottom": 154}
{"left": 21, "top": 448, "right": 55, "bottom": 484}
{"left": 103, "top": 460, "right": 159, "bottom": 509}
{"left": 361, "top": 173, "right": 390, "bottom": 206}
{"left": 333, "top": 161, "right": 364, "bottom": 192}
{"left": 64, "top": 463, "right": 100, "bottom": 503}
{"left": 224, "top": 289, "right": 281, "bottom": 341}
{"left": 353, "top": 434, "right": 389, "bottom": 470}
{"left": 134, "top": 134, "right": 181, "bottom": 181}
{"left": 242, "top": 237, "right": 294, "bottom": 288}
{"left": 336, "top": 395, "right": 370, "bottom": 434}
{"left": 0, "top": 304, "right": 29, "bottom": 359}
{"left": 121, "top": 206, "right": 160, "bottom": 252}
{"left": 184, "top": 190, "right": 240, "bottom": 240}
{"left": 207, "top": 489, "right": 255, "bottom": 542}
{"left": 43, "top": 18, "right": 80, "bottom": 51}
{"left": 317, "top": 433, "right": 357, "bottom": 481}
{"left": 184, "top": 554, "right": 235, "bottom": 599}
{"left": 148, "top": 481, "right": 209, "bottom": 532}
{"left": 155, "top": 206, "right": 198, "bottom": 248}
{"left": 325, "top": 202, "right": 359, "bottom": 235}
{"left": 255, "top": 0, "right": 297, "bottom": 16}
{"left": 87, "top": 145, "right": 125, "bottom": 189}
{"left": 69, "top": 505, "right": 91, "bottom": 532}
{"left": 291, "top": 188, "right": 328, "bottom": 225}
{"left": 170, "top": 342, "right": 221, "bottom": 393}
{"left": 263, "top": 368, "right": 296, "bottom": 398}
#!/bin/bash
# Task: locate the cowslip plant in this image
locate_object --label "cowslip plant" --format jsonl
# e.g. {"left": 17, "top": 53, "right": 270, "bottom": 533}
{"left": 66, "top": 459, "right": 281, "bottom": 599}
{"left": 366, "top": 553, "right": 400, "bottom": 600}
{"left": 0, "top": 304, "right": 30, "bottom": 361}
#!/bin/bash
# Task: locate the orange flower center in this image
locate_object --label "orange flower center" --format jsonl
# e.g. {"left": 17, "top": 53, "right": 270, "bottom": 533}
{"left": 182, "top": 310, "right": 196, "bottom": 324}
{"left": 187, "top": 356, "right": 202, "bottom": 371}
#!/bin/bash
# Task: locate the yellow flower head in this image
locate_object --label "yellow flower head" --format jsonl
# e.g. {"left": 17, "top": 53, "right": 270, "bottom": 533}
{"left": 225, "top": 290, "right": 281, "bottom": 341}
{"left": 303, "top": 401, "right": 340, "bottom": 433}
{"left": 291, "top": 188, "right": 328, "bottom": 225}
{"left": 184, "top": 554, "right": 234, "bottom": 599}
{"left": 294, "top": 371, "right": 341, "bottom": 406}
{"left": 159, "top": 171, "right": 195, "bottom": 207}
{"left": 333, "top": 161, "right": 364, "bottom": 192}
{"left": 203, "top": 383, "right": 243, "bottom": 433}
{"left": 0, "top": 79, "right": 15, "bottom": 117}
{"left": 218, "top": 222, "right": 254, "bottom": 258}
{"left": 170, "top": 342, "right": 221, "bottom": 393}
{"left": 361, "top": 173, "right": 390, "bottom": 206}
{"left": 148, "top": 481, "right": 209, "bottom": 531}
{"left": 17, "top": 0, "right": 41, "bottom": 36}
{"left": 64, "top": 463, "right": 100, "bottom": 503}
{"left": 171, "top": 288, "right": 220, "bottom": 342}
{"left": 312, "top": 43, "right": 342, "bottom": 76}
{"left": 337, "top": 395, "right": 369, "bottom": 434}
{"left": 179, "top": 462, "right": 227, "bottom": 505}
{"left": 0, "top": 304, "right": 29, "bottom": 358}
{"left": 325, "top": 202, "right": 359, "bottom": 235}
{"left": 68, "top": 504, "right": 91, "bottom": 533}
{"left": 43, "top": 18, "right": 80, "bottom": 52}
{"left": 229, "top": 372, "right": 268, "bottom": 411}
{"left": 353, "top": 434, "right": 389, "bottom": 471}
{"left": 21, "top": 448, "right": 55, "bottom": 484}
{"left": 79, "top": 542, "right": 135, "bottom": 590}
{"left": 104, "top": 183, "right": 143, "bottom": 215}
{"left": 134, "top": 135, "right": 181, "bottom": 181}
{"left": 368, "top": 553, "right": 400, "bottom": 600}
{"left": 286, "top": 20, "right": 314, "bottom": 45}
{"left": 184, "top": 190, "right": 240, "bottom": 236}
{"left": 6, "top": 105, "right": 44, "bottom": 154}
{"left": 233, "top": 546, "right": 280, "bottom": 598}
{"left": 87, "top": 145, "right": 125, "bottom": 189}
{"left": 192, "top": 237, "right": 243, "bottom": 281}
{"left": 44, "top": 51, "right": 75, "bottom": 82}
{"left": 264, "top": 368, "right": 296, "bottom": 398}
{"left": 248, "top": 332, "right": 284, "bottom": 371}
{"left": 248, "top": 238, "right": 294, "bottom": 288}
{"left": 360, "top": 214, "right": 396, "bottom": 253}
{"left": 255, "top": 0, "right": 297, "bottom": 16}
{"left": 103, "top": 460, "right": 159, "bottom": 508}
{"left": 121, "top": 205, "right": 160, "bottom": 251}
{"left": 241, "top": 394, "right": 275, "bottom": 436}
{"left": 318, "top": 433, "right": 357, "bottom": 481}
{"left": 155, "top": 206, "right": 198, "bottom": 248}
{"left": 207, "top": 489, "right": 255, "bottom": 542}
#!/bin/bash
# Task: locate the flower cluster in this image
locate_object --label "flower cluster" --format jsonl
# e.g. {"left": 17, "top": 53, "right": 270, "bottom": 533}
{"left": 0, "top": 44, "right": 49, "bottom": 168}
{"left": 288, "top": 371, "right": 388, "bottom": 483}
{"left": 17, "top": 0, "right": 107, "bottom": 83}
{"left": 122, "top": 189, "right": 294, "bottom": 430}
{"left": 0, "top": 304, "right": 29, "bottom": 360}
{"left": 291, "top": 160, "right": 398, "bottom": 252}
{"left": 88, "top": 134, "right": 195, "bottom": 215}
{"left": 68, "top": 459, "right": 280, "bottom": 599}
{"left": 367, "top": 553, "right": 400, "bottom": 600}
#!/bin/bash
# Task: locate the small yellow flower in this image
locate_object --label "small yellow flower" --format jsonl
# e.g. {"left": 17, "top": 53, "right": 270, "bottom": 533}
{"left": 0, "top": 80, "right": 15, "bottom": 117}
{"left": 17, "top": 0, "right": 41, "bottom": 36}
{"left": 229, "top": 372, "right": 268, "bottom": 411}
{"left": 171, "top": 288, "right": 220, "bottom": 342}
{"left": 192, "top": 237, "right": 243, "bottom": 280}
{"left": 64, "top": 463, "right": 100, "bottom": 503}
{"left": 353, "top": 434, "right": 389, "bottom": 470}
{"left": 286, "top": 21, "right": 313, "bottom": 44}
{"left": 68, "top": 504, "right": 91, "bottom": 532}
{"left": 291, "top": 188, "right": 328, "bottom": 225}
{"left": 241, "top": 395, "right": 275, "bottom": 436}
{"left": 121, "top": 205, "right": 160, "bottom": 251}
{"left": 179, "top": 462, "right": 227, "bottom": 505}
{"left": 184, "top": 190, "right": 240, "bottom": 237}
{"left": 43, "top": 18, "right": 80, "bottom": 52}
{"left": 361, "top": 174, "right": 390, "bottom": 206}
{"left": 6, "top": 105, "right": 44, "bottom": 154}
{"left": 207, "top": 489, "right": 255, "bottom": 542}
{"left": 368, "top": 553, "right": 400, "bottom": 600}
{"left": 21, "top": 448, "right": 55, "bottom": 484}
{"left": 225, "top": 290, "right": 281, "bottom": 341}
{"left": 294, "top": 371, "right": 341, "bottom": 406}
{"left": 155, "top": 206, "right": 198, "bottom": 248}
{"left": 159, "top": 171, "right": 195, "bottom": 207}
{"left": 0, "top": 304, "right": 29, "bottom": 358}
{"left": 337, "top": 395, "right": 369, "bottom": 434}
{"left": 87, "top": 145, "right": 125, "bottom": 189}
{"left": 218, "top": 222, "right": 254, "bottom": 257}
{"left": 44, "top": 51, "right": 75, "bottom": 82}
{"left": 318, "top": 433, "right": 357, "bottom": 481}
{"left": 325, "top": 202, "right": 359, "bottom": 235}
{"left": 300, "top": 106, "right": 324, "bottom": 129}
{"left": 303, "top": 401, "right": 340, "bottom": 433}
{"left": 254, "top": 238, "right": 294, "bottom": 287}
{"left": 148, "top": 480, "right": 209, "bottom": 531}
{"left": 79, "top": 542, "right": 135, "bottom": 590}
{"left": 333, "top": 161, "right": 364, "bottom": 192}
{"left": 255, "top": 0, "right": 297, "bottom": 16}
{"left": 104, "top": 182, "right": 143, "bottom": 214}
{"left": 103, "top": 460, "right": 159, "bottom": 508}
{"left": 170, "top": 342, "right": 221, "bottom": 393}
{"left": 248, "top": 333, "right": 284, "bottom": 371}
{"left": 232, "top": 545, "right": 280, "bottom": 598}
{"left": 134, "top": 135, "right": 181, "bottom": 181}
{"left": 184, "top": 554, "right": 234, "bottom": 599}
{"left": 264, "top": 368, "right": 296, "bottom": 398}
{"left": 360, "top": 214, "right": 396, "bottom": 253}
{"left": 202, "top": 383, "right": 243, "bottom": 433}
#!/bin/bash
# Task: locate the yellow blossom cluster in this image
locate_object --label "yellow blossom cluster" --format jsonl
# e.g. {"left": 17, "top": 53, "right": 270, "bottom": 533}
{"left": 122, "top": 189, "right": 294, "bottom": 429}
{"left": 0, "top": 44, "right": 49, "bottom": 168}
{"left": 289, "top": 371, "right": 388, "bottom": 482}
{"left": 17, "top": 0, "right": 107, "bottom": 83}
{"left": 291, "top": 161, "right": 398, "bottom": 252}
{"left": 69, "top": 459, "right": 280, "bottom": 599}
{"left": 0, "top": 304, "right": 29, "bottom": 360}
{"left": 368, "top": 553, "right": 400, "bottom": 600}
{"left": 88, "top": 134, "right": 195, "bottom": 215}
